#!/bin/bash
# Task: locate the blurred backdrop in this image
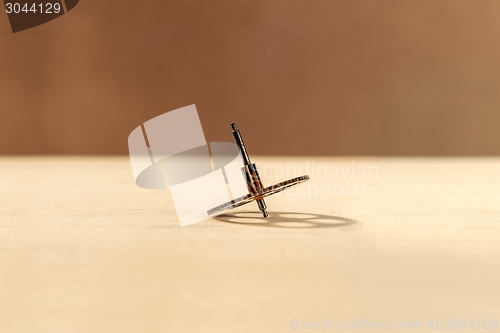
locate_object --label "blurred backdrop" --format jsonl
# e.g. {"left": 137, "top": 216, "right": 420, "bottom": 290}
{"left": 1, "top": 0, "right": 500, "bottom": 155}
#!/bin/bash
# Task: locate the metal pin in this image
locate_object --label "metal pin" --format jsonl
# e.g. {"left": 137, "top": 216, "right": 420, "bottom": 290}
{"left": 231, "top": 122, "right": 268, "bottom": 218}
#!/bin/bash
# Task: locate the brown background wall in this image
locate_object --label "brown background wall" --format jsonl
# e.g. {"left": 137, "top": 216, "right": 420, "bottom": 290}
{"left": 1, "top": 0, "right": 500, "bottom": 155}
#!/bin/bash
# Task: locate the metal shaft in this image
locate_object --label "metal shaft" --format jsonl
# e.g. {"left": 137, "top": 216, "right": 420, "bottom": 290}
{"left": 231, "top": 123, "right": 251, "bottom": 165}
{"left": 231, "top": 122, "right": 268, "bottom": 218}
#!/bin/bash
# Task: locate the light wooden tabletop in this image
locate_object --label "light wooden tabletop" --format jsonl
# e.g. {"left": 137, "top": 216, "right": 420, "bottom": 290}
{"left": 0, "top": 156, "right": 499, "bottom": 333}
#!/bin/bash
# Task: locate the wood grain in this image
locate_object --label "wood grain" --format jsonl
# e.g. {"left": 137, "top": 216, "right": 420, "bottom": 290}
{"left": 0, "top": 157, "right": 499, "bottom": 332}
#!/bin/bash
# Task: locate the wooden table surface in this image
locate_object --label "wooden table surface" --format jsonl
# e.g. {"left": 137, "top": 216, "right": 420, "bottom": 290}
{"left": 1, "top": 156, "right": 499, "bottom": 333}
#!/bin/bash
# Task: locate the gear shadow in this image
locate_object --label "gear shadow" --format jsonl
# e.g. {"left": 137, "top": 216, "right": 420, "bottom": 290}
{"left": 214, "top": 211, "right": 357, "bottom": 229}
